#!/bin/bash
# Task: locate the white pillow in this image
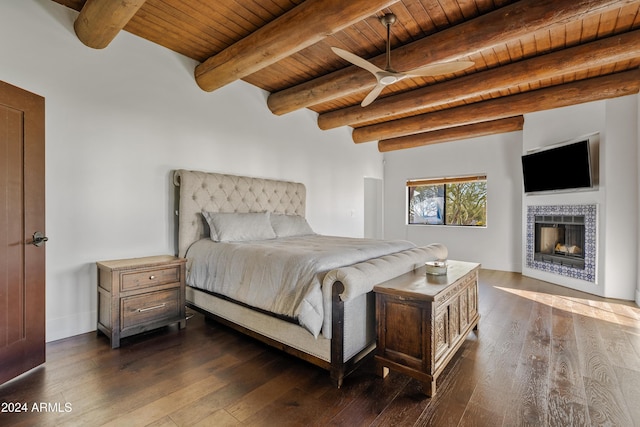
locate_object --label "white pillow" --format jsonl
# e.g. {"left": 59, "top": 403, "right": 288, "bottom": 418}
{"left": 202, "top": 211, "right": 276, "bottom": 242}
{"left": 270, "top": 214, "right": 315, "bottom": 238}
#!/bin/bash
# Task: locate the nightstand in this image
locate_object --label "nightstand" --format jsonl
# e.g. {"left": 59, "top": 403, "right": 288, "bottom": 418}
{"left": 96, "top": 255, "right": 187, "bottom": 348}
{"left": 373, "top": 260, "right": 480, "bottom": 396}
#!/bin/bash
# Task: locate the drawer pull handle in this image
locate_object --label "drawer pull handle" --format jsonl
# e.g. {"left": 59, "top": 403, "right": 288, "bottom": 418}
{"left": 137, "top": 303, "right": 166, "bottom": 313}
{"left": 149, "top": 275, "right": 156, "bottom": 280}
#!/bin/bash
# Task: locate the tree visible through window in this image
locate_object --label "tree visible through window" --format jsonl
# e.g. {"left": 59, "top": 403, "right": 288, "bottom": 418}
{"left": 407, "top": 175, "right": 487, "bottom": 226}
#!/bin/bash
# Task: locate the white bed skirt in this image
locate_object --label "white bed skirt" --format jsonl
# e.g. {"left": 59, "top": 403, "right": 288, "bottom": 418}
{"left": 186, "top": 286, "right": 375, "bottom": 363}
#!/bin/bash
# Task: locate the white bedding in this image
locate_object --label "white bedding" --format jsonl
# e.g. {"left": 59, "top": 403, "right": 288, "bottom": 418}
{"left": 186, "top": 235, "right": 415, "bottom": 338}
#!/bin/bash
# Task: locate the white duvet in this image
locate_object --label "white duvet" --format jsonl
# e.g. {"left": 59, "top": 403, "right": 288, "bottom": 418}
{"left": 186, "top": 235, "right": 415, "bottom": 338}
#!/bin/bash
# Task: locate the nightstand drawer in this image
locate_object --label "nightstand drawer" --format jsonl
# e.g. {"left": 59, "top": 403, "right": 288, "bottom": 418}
{"left": 121, "top": 288, "right": 181, "bottom": 329}
{"left": 120, "top": 265, "right": 181, "bottom": 292}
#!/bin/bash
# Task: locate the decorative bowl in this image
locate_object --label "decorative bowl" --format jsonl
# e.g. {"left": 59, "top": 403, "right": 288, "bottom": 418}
{"left": 425, "top": 260, "right": 448, "bottom": 276}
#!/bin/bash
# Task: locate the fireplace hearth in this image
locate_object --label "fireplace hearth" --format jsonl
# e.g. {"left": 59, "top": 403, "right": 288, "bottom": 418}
{"left": 526, "top": 204, "right": 597, "bottom": 283}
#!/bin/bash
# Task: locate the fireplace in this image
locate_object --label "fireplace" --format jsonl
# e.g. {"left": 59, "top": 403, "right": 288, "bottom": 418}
{"left": 526, "top": 204, "right": 597, "bottom": 283}
{"left": 533, "top": 215, "right": 585, "bottom": 269}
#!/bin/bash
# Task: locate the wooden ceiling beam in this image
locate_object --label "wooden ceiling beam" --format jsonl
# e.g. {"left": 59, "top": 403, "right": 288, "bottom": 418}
{"left": 194, "top": 0, "right": 400, "bottom": 92}
{"left": 319, "top": 30, "right": 640, "bottom": 130}
{"left": 353, "top": 69, "right": 640, "bottom": 143}
{"left": 267, "top": 0, "right": 637, "bottom": 116}
{"left": 378, "top": 117, "right": 525, "bottom": 152}
{"left": 74, "top": 0, "right": 147, "bottom": 49}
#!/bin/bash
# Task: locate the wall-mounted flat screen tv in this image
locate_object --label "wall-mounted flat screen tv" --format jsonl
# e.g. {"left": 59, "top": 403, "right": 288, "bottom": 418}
{"left": 522, "top": 139, "right": 592, "bottom": 193}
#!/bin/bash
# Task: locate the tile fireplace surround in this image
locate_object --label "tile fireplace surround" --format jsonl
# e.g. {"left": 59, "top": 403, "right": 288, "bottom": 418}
{"left": 526, "top": 204, "right": 597, "bottom": 283}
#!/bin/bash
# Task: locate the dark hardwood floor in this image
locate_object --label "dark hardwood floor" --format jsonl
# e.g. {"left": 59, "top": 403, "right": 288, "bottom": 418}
{"left": 1, "top": 270, "right": 639, "bottom": 426}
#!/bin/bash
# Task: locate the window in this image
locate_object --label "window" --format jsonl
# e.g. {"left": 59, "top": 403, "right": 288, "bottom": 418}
{"left": 407, "top": 175, "right": 487, "bottom": 226}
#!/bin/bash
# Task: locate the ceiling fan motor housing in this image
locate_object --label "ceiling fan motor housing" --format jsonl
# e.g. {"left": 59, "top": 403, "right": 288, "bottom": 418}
{"left": 380, "top": 13, "right": 397, "bottom": 27}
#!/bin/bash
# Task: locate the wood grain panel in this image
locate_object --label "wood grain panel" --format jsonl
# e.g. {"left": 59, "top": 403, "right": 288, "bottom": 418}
{"left": 508, "top": 295, "right": 552, "bottom": 426}
{"left": 47, "top": 0, "right": 640, "bottom": 147}
{"left": 547, "top": 298, "right": 589, "bottom": 427}
{"left": 352, "top": 69, "right": 640, "bottom": 143}
{"left": 0, "top": 106, "right": 25, "bottom": 348}
{"left": 385, "top": 300, "right": 424, "bottom": 360}
{"left": 2, "top": 270, "right": 640, "bottom": 426}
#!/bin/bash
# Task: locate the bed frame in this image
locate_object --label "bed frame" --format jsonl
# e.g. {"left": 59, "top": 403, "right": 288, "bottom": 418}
{"left": 174, "top": 170, "right": 449, "bottom": 387}
{"left": 174, "top": 169, "right": 375, "bottom": 387}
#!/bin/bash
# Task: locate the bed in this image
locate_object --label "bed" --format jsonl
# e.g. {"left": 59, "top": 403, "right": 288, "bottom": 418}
{"left": 173, "top": 169, "right": 448, "bottom": 386}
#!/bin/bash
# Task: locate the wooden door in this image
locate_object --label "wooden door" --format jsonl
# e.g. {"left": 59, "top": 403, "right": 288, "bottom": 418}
{"left": 0, "top": 81, "right": 46, "bottom": 385}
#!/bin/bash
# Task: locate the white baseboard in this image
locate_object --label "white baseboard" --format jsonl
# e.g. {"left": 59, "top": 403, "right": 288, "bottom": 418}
{"left": 636, "top": 288, "right": 640, "bottom": 308}
{"left": 46, "top": 310, "right": 96, "bottom": 343}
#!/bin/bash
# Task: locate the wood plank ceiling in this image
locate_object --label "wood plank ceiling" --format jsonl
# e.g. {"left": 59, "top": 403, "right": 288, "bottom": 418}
{"left": 53, "top": 0, "right": 640, "bottom": 151}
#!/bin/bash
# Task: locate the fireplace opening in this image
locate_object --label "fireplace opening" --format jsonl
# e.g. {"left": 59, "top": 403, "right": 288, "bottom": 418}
{"left": 534, "top": 215, "right": 585, "bottom": 269}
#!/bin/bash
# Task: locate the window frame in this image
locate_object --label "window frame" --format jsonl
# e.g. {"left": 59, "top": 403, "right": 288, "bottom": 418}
{"left": 406, "top": 174, "right": 487, "bottom": 227}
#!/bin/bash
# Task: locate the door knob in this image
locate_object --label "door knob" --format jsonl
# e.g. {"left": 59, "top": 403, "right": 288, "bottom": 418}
{"left": 32, "top": 231, "right": 49, "bottom": 247}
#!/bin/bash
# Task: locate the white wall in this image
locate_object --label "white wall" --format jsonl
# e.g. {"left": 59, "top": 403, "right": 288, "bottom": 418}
{"left": 0, "top": 0, "right": 384, "bottom": 341}
{"left": 637, "top": 94, "right": 640, "bottom": 306}
{"left": 364, "top": 177, "right": 383, "bottom": 239}
{"left": 522, "top": 102, "right": 607, "bottom": 294}
{"left": 383, "top": 132, "right": 523, "bottom": 272}
{"left": 604, "top": 96, "right": 638, "bottom": 300}
{"left": 522, "top": 96, "right": 638, "bottom": 300}
{"left": 383, "top": 95, "right": 639, "bottom": 302}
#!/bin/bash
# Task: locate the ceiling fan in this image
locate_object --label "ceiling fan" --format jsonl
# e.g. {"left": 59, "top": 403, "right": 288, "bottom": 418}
{"left": 331, "top": 13, "right": 474, "bottom": 107}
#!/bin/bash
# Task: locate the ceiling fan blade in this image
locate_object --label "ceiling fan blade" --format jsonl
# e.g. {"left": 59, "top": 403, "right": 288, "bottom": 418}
{"left": 404, "top": 60, "right": 475, "bottom": 78}
{"left": 331, "top": 47, "right": 384, "bottom": 76}
{"left": 361, "top": 84, "right": 385, "bottom": 107}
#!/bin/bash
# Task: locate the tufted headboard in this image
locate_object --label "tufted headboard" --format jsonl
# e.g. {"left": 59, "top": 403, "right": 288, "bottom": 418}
{"left": 173, "top": 170, "right": 306, "bottom": 258}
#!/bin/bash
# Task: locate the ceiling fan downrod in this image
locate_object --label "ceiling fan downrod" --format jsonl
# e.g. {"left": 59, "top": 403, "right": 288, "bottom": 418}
{"left": 380, "top": 13, "right": 397, "bottom": 74}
